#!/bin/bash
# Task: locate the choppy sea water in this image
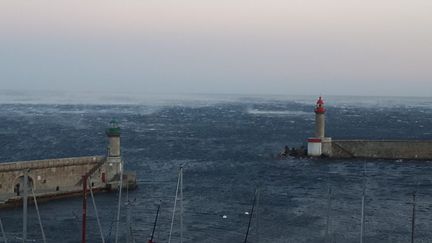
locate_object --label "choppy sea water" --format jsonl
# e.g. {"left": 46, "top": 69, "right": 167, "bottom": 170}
{"left": 0, "top": 94, "right": 432, "bottom": 243}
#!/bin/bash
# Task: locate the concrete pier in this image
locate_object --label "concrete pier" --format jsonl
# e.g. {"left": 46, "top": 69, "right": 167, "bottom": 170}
{"left": 0, "top": 121, "right": 137, "bottom": 207}
{"left": 322, "top": 140, "right": 432, "bottom": 160}
{"left": 306, "top": 97, "right": 432, "bottom": 160}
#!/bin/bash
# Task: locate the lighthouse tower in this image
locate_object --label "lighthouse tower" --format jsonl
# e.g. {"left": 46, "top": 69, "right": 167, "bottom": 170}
{"left": 106, "top": 120, "right": 121, "bottom": 158}
{"left": 315, "top": 96, "right": 326, "bottom": 138}
{"left": 307, "top": 97, "right": 330, "bottom": 157}
{"left": 105, "top": 120, "right": 123, "bottom": 180}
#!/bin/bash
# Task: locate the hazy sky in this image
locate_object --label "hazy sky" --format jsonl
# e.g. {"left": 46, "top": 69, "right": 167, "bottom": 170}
{"left": 1, "top": 0, "right": 431, "bottom": 97}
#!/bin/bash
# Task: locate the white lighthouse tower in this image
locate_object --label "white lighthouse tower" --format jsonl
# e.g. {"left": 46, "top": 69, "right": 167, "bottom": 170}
{"left": 105, "top": 120, "right": 123, "bottom": 181}
{"left": 308, "top": 97, "right": 331, "bottom": 156}
{"left": 106, "top": 120, "right": 121, "bottom": 158}
{"left": 314, "top": 96, "right": 325, "bottom": 138}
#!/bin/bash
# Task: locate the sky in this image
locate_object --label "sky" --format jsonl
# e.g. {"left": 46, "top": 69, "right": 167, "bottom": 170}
{"left": 0, "top": 0, "right": 431, "bottom": 97}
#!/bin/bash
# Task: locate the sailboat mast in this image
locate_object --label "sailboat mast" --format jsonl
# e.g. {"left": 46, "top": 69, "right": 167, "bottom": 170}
{"left": 168, "top": 167, "right": 181, "bottom": 243}
{"left": 115, "top": 161, "right": 124, "bottom": 243}
{"left": 243, "top": 189, "right": 257, "bottom": 243}
{"left": 360, "top": 162, "right": 366, "bottom": 243}
{"left": 180, "top": 166, "right": 183, "bottom": 243}
{"left": 255, "top": 188, "right": 260, "bottom": 243}
{"left": 22, "top": 169, "right": 28, "bottom": 243}
{"left": 360, "top": 187, "right": 365, "bottom": 243}
{"left": 31, "top": 185, "right": 47, "bottom": 243}
{"left": 126, "top": 201, "right": 132, "bottom": 243}
{"left": 82, "top": 175, "right": 88, "bottom": 243}
{"left": 88, "top": 177, "right": 105, "bottom": 243}
{"left": 149, "top": 202, "right": 161, "bottom": 243}
{"left": 411, "top": 191, "right": 416, "bottom": 243}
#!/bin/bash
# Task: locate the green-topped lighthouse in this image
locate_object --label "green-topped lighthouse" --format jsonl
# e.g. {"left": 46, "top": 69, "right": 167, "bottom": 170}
{"left": 106, "top": 119, "right": 121, "bottom": 158}
{"left": 0, "top": 119, "right": 136, "bottom": 208}
{"left": 104, "top": 120, "right": 124, "bottom": 184}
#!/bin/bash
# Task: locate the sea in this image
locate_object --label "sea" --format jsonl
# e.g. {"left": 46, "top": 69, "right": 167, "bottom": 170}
{"left": 0, "top": 91, "right": 431, "bottom": 243}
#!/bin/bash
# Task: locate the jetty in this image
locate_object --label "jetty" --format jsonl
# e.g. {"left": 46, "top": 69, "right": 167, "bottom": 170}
{"left": 306, "top": 97, "right": 432, "bottom": 160}
{"left": 0, "top": 120, "right": 136, "bottom": 208}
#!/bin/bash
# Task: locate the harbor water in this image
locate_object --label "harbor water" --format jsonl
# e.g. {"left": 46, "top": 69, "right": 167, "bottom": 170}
{"left": 0, "top": 93, "right": 431, "bottom": 242}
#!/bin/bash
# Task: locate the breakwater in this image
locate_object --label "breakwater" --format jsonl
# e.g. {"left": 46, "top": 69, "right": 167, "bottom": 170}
{"left": 322, "top": 140, "right": 432, "bottom": 160}
{"left": 0, "top": 121, "right": 136, "bottom": 207}
{"left": 307, "top": 97, "right": 432, "bottom": 160}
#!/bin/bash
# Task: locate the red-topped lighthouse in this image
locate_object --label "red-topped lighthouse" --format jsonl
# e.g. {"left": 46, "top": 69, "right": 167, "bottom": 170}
{"left": 314, "top": 96, "right": 326, "bottom": 138}
{"left": 307, "top": 96, "right": 331, "bottom": 157}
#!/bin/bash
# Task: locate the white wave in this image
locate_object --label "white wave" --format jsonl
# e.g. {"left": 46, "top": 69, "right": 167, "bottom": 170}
{"left": 0, "top": 90, "right": 244, "bottom": 106}
{"left": 247, "top": 109, "right": 311, "bottom": 116}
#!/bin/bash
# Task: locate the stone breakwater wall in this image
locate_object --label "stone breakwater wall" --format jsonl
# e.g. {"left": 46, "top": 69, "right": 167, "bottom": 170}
{"left": 322, "top": 140, "right": 432, "bottom": 160}
{"left": 0, "top": 156, "right": 111, "bottom": 203}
